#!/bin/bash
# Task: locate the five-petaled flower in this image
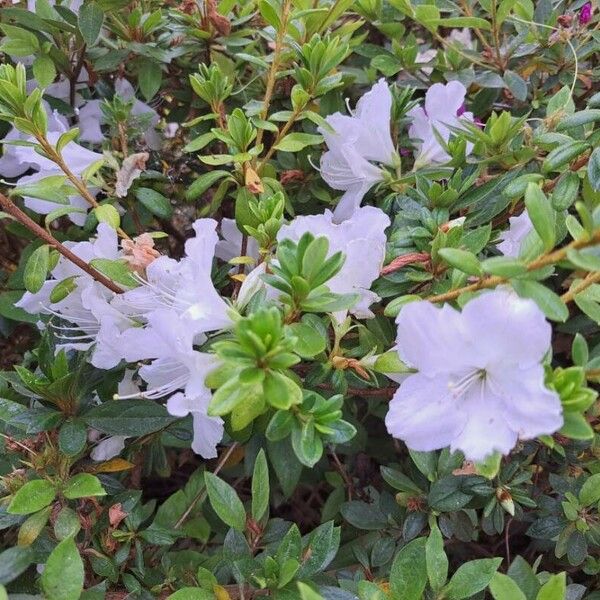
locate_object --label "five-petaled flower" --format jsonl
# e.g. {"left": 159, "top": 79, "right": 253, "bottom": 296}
{"left": 385, "top": 289, "right": 563, "bottom": 461}
{"left": 318, "top": 79, "right": 397, "bottom": 222}
{"left": 407, "top": 81, "right": 474, "bottom": 167}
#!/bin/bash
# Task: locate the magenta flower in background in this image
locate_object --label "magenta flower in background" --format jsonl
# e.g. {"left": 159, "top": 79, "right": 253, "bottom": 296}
{"left": 580, "top": 1, "right": 593, "bottom": 24}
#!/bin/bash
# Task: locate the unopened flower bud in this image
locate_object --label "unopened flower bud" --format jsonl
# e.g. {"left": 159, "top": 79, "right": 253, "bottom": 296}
{"left": 496, "top": 487, "right": 515, "bottom": 516}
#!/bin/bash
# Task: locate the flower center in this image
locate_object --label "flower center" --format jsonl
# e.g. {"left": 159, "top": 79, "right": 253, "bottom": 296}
{"left": 448, "top": 368, "right": 487, "bottom": 398}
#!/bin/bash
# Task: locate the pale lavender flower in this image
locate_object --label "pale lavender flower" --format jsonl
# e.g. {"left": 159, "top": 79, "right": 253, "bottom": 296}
{"left": 277, "top": 206, "right": 390, "bottom": 319}
{"left": 16, "top": 224, "right": 134, "bottom": 364}
{"left": 408, "top": 81, "right": 474, "bottom": 167}
{"left": 385, "top": 289, "right": 563, "bottom": 461}
{"left": 318, "top": 79, "right": 396, "bottom": 222}
{"left": 122, "top": 218, "right": 231, "bottom": 337}
{"left": 115, "top": 78, "right": 161, "bottom": 150}
{"left": 119, "top": 308, "right": 224, "bottom": 458}
{"left": 215, "top": 218, "right": 260, "bottom": 263}
{"left": 497, "top": 212, "right": 534, "bottom": 258}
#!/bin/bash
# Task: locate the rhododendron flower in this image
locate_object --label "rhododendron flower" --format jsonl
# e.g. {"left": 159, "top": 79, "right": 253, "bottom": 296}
{"left": 497, "top": 212, "right": 534, "bottom": 257}
{"left": 277, "top": 206, "right": 390, "bottom": 319}
{"left": 122, "top": 218, "right": 231, "bottom": 336}
{"left": 385, "top": 289, "right": 563, "bottom": 461}
{"left": 408, "top": 81, "right": 474, "bottom": 167}
{"left": 318, "top": 79, "right": 396, "bottom": 222}
{"left": 119, "top": 309, "right": 224, "bottom": 458}
{"left": 16, "top": 224, "right": 133, "bottom": 364}
{"left": 17, "top": 223, "right": 121, "bottom": 316}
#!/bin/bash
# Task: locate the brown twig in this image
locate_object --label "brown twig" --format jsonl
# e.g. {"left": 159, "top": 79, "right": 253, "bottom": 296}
{"left": 561, "top": 270, "right": 600, "bottom": 304}
{"left": 34, "top": 134, "right": 130, "bottom": 240}
{"left": 427, "top": 229, "right": 600, "bottom": 304}
{"left": 0, "top": 194, "right": 123, "bottom": 294}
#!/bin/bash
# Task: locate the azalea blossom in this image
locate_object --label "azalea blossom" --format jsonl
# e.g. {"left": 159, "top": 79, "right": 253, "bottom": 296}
{"left": 277, "top": 206, "right": 390, "bottom": 319}
{"left": 119, "top": 308, "right": 224, "bottom": 458}
{"left": 385, "top": 289, "right": 563, "bottom": 461}
{"left": 497, "top": 211, "right": 534, "bottom": 258}
{"left": 122, "top": 218, "right": 231, "bottom": 336}
{"left": 318, "top": 79, "right": 397, "bottom": 222}
{"left": 16, "top": 224, "right": 134, "bottom": 366}
{"left": 408, "top": 81, "right": 474, "bottom": 167}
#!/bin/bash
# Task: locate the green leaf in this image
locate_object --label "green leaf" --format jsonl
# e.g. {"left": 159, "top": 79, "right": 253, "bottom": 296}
{"left": 18, "top": 506, "right": 51, "bottom": 546}
{"left": 135, "top": 187, "right": 173, "bottom": 219}
{"left": 54, "top": 506, "right": 81, "bottom": 540}
{"left": 83, "top": 399, "right": 177, "bottom": 435}
{"left": 524, "top": 183, "right": 555, "bottom": 251}
{"left": 542, "top": 141, "right": 590, "bottom": 174}
{"left": 264, "top": 371, "right": 302, "bottom": 410}
{"left": 445, "top": 558, "right": 503, "bottom": 599}
{"left": 489, "top": 572, "right": 527, "bottom": 600}
{"left": 567, "top": 248, "right": 600, "bottom": 272}
{"left": 138, "top": 59, "right": 162, "bottom": 100}
{"left": 481, "top": 256, "right": 527, "bottom": 277}
{"left": 59, "top": 419, "right": 87, "bottom": 456}
{"left": 24, "top": 244, "right": 50, "bottom": 294}
{"left": 286, "top": 321, "right": 326, "bottom": 358}
{"left": 63, "top": 473, "right": 106, "bottom": 499}
{"left": 89, "top": 258, "right": 137, "bottom": 288}
{"left": 0, "top": 24, "right": 40, "bottom": 56}
{"left": 389, "top": 537, "right": 427, "bottom": 600}
{"left": 41, "top": 537, "right": 84, "bottom": 600}
{"left": 511, "top": 279, "right": 568, "bottom": 322}
{"left": 426, "top": 521, "right": 448, "bottom": 591}
{"left": 183, "top": 132, "right": 217, "bottom": 153}
{"left": 587, "top": 147, "right": 600, "bottom": 191}
{"left": 0, "top": 547, "right": 33, "bottom": 585}
{"left": 78, "top": 1, "right": 104, "bottom": 45}
{"left": 274, "top": 133, "right": 323, "bottom": 152}
{"left": 503, "top": 70, "right": 528, "bottom": 101}
{"left": 33, "top": 55, "right": 56, "bottom": 88}
{"left": 94, "top": 204, "right": 120, "bottom": 229}
{"left": 204, "top": 472, "right": 246, "bottom": 531}
{"left": 7, "top": 479, "right": 57, "bottom": 515}
{"left": 555, "top": 109, "right": 600, "bottom": 131}
{"left": 535, "top": 573, "right": 566, "bottom": 600}
{"left": 167, "top": 589, "right": 214, "bottom": 600}
{"left": 579, "top": 473, "right": 600, "bottom": 506}
{"left": 267, "top": 437, "right": 303, "bottom": 498}
{"left": 50, "top": 276, "right": 78, "bottom": 304}
{"left": 432, "top": 16, "right": 491, "bottom": 29}
{"left": 251, "top": 449, "right": 269, "bottom": 522}
{"left": 298, "top": 582, "right": 324, "bottom": 600}
{"left": 185, "top": 170, "right": 230, "bottom": 201}
{"left": 438, "top": 248, "right": 482, "bottom": 276}
{"left": 560, "top": 411, "right": 594, "bottom": 440}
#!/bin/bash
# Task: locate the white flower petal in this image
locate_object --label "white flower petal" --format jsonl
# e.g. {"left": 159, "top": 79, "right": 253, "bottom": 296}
{"left": 385, "top": 374, "right": 465, "bottom": 451}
